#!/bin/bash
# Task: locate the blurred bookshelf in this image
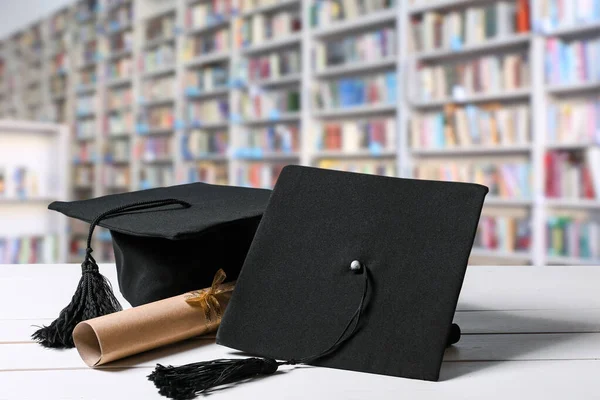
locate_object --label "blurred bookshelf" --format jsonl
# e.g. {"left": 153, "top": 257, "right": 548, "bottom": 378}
{"left": 0, "top": 0, "right": 598, "bottom": 266}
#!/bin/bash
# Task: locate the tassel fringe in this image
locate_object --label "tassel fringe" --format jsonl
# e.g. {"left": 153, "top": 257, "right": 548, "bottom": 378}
{"left": 148, "top": 358, "right": 279, "bottom": 400}
{"left": 32, "top": 256, "right": 122, "bottom": 348}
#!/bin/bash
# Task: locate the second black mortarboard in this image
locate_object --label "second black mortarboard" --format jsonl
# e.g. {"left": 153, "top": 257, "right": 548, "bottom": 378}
{"left": 149, "top": 166, "right": 488, "bottom": 399}
{"left": 33, "top": 182, "right": 272, "bottom": 349}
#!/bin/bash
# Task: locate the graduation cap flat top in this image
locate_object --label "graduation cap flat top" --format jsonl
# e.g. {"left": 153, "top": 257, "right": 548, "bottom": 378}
{"left": 48, "top": 182, "right": 272, "bottom": 307}
{"left": 216, "top": 166, "right": 488, "bottom": 381}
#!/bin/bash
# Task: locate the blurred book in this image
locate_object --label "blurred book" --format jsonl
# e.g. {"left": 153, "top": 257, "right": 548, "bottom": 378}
{"left": 0, "top": 235, "right": 58, "bottom": 264}
{"left": 415, "top": 160, "right": 532, "bottom": 199}
{"left": 240, "top": 88, "right": 299, "bottom": 119}
{"left": 144, "top": 44, "right": 175, "bottom": 72}
{"left": 545, "top": 36, "right": 600, "bottom": 86}
{"left": 185, "top": 65, "right": 229, "bottom": 93}
{"left": 310, "top": 0, "right": 394, "bottom": 27}
{"left": 315, "top": 27, "right": 395, "bottom": 70}
{"left": 236, "top": 124, "right": 299, "bottom": 154}
{"left": 547, "top": 96, "right": 600, "bottom": 144}
{"left": 187, "top": 99, "right": 229, "bottom": 124}
{"left": 242, "top": 49, "right": 300, "bottom": 82}
{"left": 187, "top": 162, "right": 228, "bottom": 185}
{"left": 317, "top": 118, "right": 396, "bottom": 153}
{"left": 411, "top": 103, "right": 530, "bottom": 149}
{"left": 184, "top": 28, "right": 230, "bottom": 60}
{"left": 547, "top": 213, "right": 600, "bottom": 260}
{"left": 236, "top": 162, "right": 287, "bottom": 188}
{"left": 535, "top": 0, "right": 600, "bottom": 30}
{"left": 241, "top": 9, "right": 301, "bottom": 47}
{"left": 313, "top": 72, "right": 396, "bottom": 110}
{"left": 142, "top": 75, "right": 176, "bottom": 101}
{"left": 545, "top": 149, "right": 600, "bottom": 199}
{"left": 317, "top": 159, "right": 396, "bottom": 176}
{"left": 183, "top": 130, "right": 228, "bottom": 159}
{"left": 187, "top": 0, "right": 233, "bottom": 29}
{"left": 474, "top": 213, "right": 531, "bottom": 253}
{"left": 417, "top": 52, "right": 529, "bottom": 101}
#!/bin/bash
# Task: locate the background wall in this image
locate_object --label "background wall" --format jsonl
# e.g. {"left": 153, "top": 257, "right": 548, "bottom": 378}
{"left": 0, "top": 0, "right": 72, "bottom": 38}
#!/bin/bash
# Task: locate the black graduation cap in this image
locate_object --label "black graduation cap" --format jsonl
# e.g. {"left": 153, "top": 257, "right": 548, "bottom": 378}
{"left": 32, "top": 182, "right": 272, "bottom": 349}
{"left": 148, "top": 166, "right": 488, "bottom": 399}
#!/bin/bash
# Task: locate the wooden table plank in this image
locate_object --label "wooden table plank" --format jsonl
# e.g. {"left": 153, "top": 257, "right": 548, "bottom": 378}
{"left": 3, "top": 332, "right": 600, "bottom": 371}
{"left": 5, "top": 308, "right": 600, "bottom": 344}
{"left": 2, "top": 360, "right": 600, "bottom": 400}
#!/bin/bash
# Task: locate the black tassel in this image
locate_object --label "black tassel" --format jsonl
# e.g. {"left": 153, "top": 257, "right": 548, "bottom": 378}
{"left": 148, "top": 358, "right": 279, "bottom": 400}
{"left": 32, "top": 251, "right": 122, "bottom": 348}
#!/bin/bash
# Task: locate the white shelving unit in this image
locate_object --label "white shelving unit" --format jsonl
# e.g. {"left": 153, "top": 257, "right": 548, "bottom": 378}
{"left": 0, "top": 0, "right": 598, "bottom": 266}
{"left": 0, "top": 120, "right": 70, "bottom": 263}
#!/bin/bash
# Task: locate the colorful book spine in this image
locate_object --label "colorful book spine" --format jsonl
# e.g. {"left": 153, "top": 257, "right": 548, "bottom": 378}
{"left": 143, "top": 44, "right": 175, "bottom": 72}
{"left": 140, "top": 137, "right": 172, "bottom": 161}
{"left": 74, "top": 165, "right": 94, "bottom": 187}
{"left": 535, "top": 0, "right": 600, "bottom": 30}
{"left": 187, "top": 0, "right": 233, "bottom": 28}
{"left": 106, "top": 140, "right": 130, "bottom": 162}
{"left": 317, "top": 159, "right": 396, "bottom": 177}
{"left": 107, "top": 87, "right": 132, "bottom": 110}
{"left": 187, "top": 100, "right": 229, "bottom": 124}
{"left": 236, "top": 124, "right": 299, "bottom": 155}
{"left": 314, "top": 72, "right": 397, "bottom": 110}
{"left": 108, "top": 57, "right": 133, "bottom": 79}
{"left": 545, "top": 150, "right": 599, "bottom": 199}
{"left": 0, "top": 235, "right": 58, "bottom": 264}
{"left": 142, "top": 75, "right": 176, "bottom": 101}
{"left": 138, "top": 106, "right": 174, "bottom": 130}
{"left": 76, "top": 119, "right": 96, "bottom": 139}
{"left": 545, "top": 36, "right": 600, "bottom": 86}
{"left": 73, "top": 142, "right": 97, "bottom": 163}
{"left": 411, "top": 104, "right": 530, "bottom": 149}
{"left": 417, "top": 52, "right": 530, "bottom": 101}
{"left": 79, "top": 69, "right": 97, "bottom": 85}
{"left": 310, "top": 0, "right": 394, "bottom": 28}
{"left": 187, "top": 162, "right": 228, "bottom": 185}
{"left": 409, "top": 1, "right": 528, "bottom": 53}
{"left": 242, "top": 9, "right": 301, "bottom": 47}
{"left": 0, "top": 167, "right": 40, "bottom": 198}
{"left": 315, "top": 27, "right": 396, "bottom": 70}
{"left": 145, "top": 14, "right": 175, "bottom": 42}
{"left": 236, "top": 162, "right": 287, "bottom": 188}
{"left": 76, "top": 93, "right": 97, "bottom": 115}
{"left": 240, "top": 89, "right": 300, "bottom": 119}
{"left": 474, "top": 214, "right": 532, "bottom": 253}
{"left": 244, "top": 49, "right": 301, "bottom": 82}
{"left": 317, "top": 117, "right": 396, "bottom": 153}
{"left": 415, "top": 160, "right": 532, "bottom": 199}
{"left": 546, "top": 215, "right": 600, "bottom": 260}
{"left": 103, "top": 165, "right": 130, "bottom": 188}
{"left": 108, "top": 112, "right": 134, "bottom": 135}
{"left": 183, "top": 130, "right": 229, "bottom": 159}
{"left": 139, "top": 165, "right": 174, "bottom": 189}
{"left": 547, "top": 96, "right": 600, "bottom": 144}
{"left": 184, "top": 28, "right": 231, "bottom": 60}
{"left": 185, "top": 66, "right": 229, "bottom": 93}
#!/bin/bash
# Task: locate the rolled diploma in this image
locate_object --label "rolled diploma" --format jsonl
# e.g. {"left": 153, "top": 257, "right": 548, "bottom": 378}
{"left": 73, "top": 283, "right": 234, "bottom": 367}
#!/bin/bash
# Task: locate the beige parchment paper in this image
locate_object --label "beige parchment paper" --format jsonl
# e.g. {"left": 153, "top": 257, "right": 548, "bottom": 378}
{"left": 72, "top": 282, "right": 234, "bottom": 367}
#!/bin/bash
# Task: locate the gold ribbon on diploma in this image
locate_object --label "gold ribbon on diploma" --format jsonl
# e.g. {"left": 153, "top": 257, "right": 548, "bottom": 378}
{"left": 185, "top": 269, "right": 230, "bottom": 321}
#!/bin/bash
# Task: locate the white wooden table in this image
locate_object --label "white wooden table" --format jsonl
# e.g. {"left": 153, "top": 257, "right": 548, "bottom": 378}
{"left": 2, "top": 264, "right": 600, "bottom": 400}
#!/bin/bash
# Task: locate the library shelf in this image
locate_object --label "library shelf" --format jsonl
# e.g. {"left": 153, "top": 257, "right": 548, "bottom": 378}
{"left": 75, "top": 136, "right": 96, "bottom": 142}
{"left": 313, "top": 104, "right": 396, "bottom": 118}
{"left": 76, "top": 83, "right": 97, "bottom": 94}
{"left": 107, "top": 48, "right": 133, "bottom": 60}
{"left": 545, "top": 199, "right": 600, "bottom": 209}
{"left": 546, "top": 255, "right": 600, "bottom": 266}
{"left": 241, "top": 113, "right": 300, "bottom": 125}
{"left": 470, "top": 248, "right": 532, "bottom": 261}
{"left": 107, "top": 105, "right": 133, "bottom": 113}
{"left": 105, "top": 76, "right": 132, "bottom": 87}
{"left": 106, "top": 0, "right": 132, "bottom": 12}
{"left": 312, "top": 8, "right": 397, "bottom": 39}
{"left": 141, "top": 157, "right": 173, "bottom": 165}
{"left": 106, "top": 22, "right": 133, "bottom": 35}
{"left": 241, "top": 0, "right": 300, "bottom": 17}
{"left": 185, "top": 51, "right": 230, "bottom": 68}
{"left": 245, "top": 73, "right": 302, "bottom": 88}
{"left": 410, "top": 88, "right": 531, "bottom": 108}
{"left": 184, "top": 154, "right": 228, "bottom": 162}
{"left": 74, "top": 184, "right": 94, "bottom": 191}
{"left": 77, "top": 60, "right": 97, "bottom": 71}
{"left": 186, "top": 121, "right": 229, "bottom": 130}
{"left": 107, "top": 132, "right": 132, "bottom": 139}
{"left": 411, "top": 145, "right": 532, "bottom": 156}
{"left": 312, "top": 150, "right": 397, "bottom": 159}
{"left": 51, "top": 93, "right": 67, "bottom": 102}
{"left": 544, "top": 21, "right": 600, "bottom": 38}
{"left": 143, "top": 35, "right": 176, "bottom": 50}
{"left": 415, "top": 33, "right": 531, "bottom": 61}
{"left": 186, "top": 88, "right": 229, "bottom": 99}
{"left": 546, "top": 81, "right": 600, "bottom": 95}
{"left": 313, "top": 57, "right": 397, "bottom": 79}
{"left": 186, "top": 20, "right": 230, "bottom": 36}
{"left": 235, "top": 152, "right": 300, "bottom": 161}
{"left": 106, "top": 159, "right": 131, "bottom": 165}
{"left": 241, "top": 33, "right": 302, "bottom": 55}
{"left": 142, "top": 65, "right": 176, "bottom": 79}
{"left": 408, "top": 0, "right": 493, "bottom": 14}
{"left": 139, "top": 97, "right": 175, "bottom": 107}
{"left": 141, "top": 127, "right": 174, "bottom": 136}
{"left": 484, "top": 197, "right": 533, "bottom": 207}
{"left": 546, "top": 142, "right": 600, "bottom": 151}
{"left": 0, "top": 196, "right": 58, "bottom": 204}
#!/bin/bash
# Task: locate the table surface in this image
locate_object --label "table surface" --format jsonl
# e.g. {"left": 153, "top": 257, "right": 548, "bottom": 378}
{"left": 2, "top": 264, "right": 600, "bottom": 400}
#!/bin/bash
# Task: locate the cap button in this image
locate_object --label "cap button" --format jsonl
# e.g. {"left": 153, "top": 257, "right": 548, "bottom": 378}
{"left": 350, "top": 260, "right": 362, "bottom": 272}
